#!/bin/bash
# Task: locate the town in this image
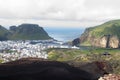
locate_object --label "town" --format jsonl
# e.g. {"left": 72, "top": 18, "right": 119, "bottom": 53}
{"left": 0, "top": 40, "right": 79, "bottom": 63}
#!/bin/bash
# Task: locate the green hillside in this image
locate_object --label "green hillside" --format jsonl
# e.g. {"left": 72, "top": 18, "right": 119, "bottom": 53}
{"left": 0, "top": 24, "right": 52, "bottom": 40}
{"left": 79, "top": 19, "right": 120, "bottom": 48}
{"left": 10, "top": 24, "right": 51, "bottom": 40}
{"left": 89, "top": 20, "right": 120, "bottom": 38}
{"left": 0, "top": 25, "right": 10, "bottom": 40}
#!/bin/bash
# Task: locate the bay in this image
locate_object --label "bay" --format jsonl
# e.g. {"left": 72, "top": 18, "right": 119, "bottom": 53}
{"left": 44, "top": 27, "right": 85, "bottom": 42}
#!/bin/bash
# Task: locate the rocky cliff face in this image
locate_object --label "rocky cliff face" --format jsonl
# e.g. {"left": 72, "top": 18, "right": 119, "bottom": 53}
{"left": 109, "top": 36, "right": 119, "bottom": 48}
{"left": 80, "top": 30, "right": 120, "bottom": 48}
{"left": 78, "top": 20, "right": 120, "bottom": 48}
{"left": 91, "top": 36, "right": 119, "bottom": 48}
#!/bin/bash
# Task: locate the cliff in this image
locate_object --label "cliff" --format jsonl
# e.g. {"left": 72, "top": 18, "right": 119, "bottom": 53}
{"left": 79, "top": 19, "right": 120, "bottom": 48}
{"left": 0, "top": 24, "right": 51, "bottom": 40}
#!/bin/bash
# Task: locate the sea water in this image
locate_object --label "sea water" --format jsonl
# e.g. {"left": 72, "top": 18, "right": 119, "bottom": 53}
{"left": 45, "top": 27, "right": 85, "bottom": 42}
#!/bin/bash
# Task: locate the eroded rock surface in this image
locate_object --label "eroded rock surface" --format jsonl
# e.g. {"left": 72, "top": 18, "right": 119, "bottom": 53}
{"left": 99, "top": 74, "right": 120, "bottom": 80}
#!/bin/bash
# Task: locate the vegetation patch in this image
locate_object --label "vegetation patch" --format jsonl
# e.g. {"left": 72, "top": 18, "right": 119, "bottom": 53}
{"left": 47, "top": 48, "right": 120, "bottom": 74}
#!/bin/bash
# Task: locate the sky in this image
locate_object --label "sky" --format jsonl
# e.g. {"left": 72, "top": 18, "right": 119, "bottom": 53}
{"left": 0, "top": 0, "right": 120, "bottom": 28}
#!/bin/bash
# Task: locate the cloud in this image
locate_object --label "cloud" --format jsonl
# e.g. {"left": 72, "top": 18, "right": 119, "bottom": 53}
{"left": 0, "top": 0, "right": 85, "bottom": 20}
{"left": 0, "top": 0, "right": 120, "bottom": 28}
{"left": 84, "top": 0, "right": 120, "bottom": 19}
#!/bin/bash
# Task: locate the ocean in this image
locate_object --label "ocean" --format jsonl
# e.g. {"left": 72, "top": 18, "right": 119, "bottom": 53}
{"left": 44, "top": 27, "right": 85, "bottom": 42}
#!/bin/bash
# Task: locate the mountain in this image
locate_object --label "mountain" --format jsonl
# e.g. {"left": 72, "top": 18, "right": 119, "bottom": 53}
{"left": 75, "top": 19, "right": 120, "bottom": 48}
{"left": 9, "top": 24, "right": 51, "bottom": 40}
{"left": 0, "top": 24, "right": 51, "bottom": 40}
{"left": 0, "top": 25, "right": 10, "bottom": 40}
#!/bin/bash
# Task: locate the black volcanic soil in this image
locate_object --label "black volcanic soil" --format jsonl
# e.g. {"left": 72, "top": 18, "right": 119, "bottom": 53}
{"left": 0, "top": 58, "right": 96, "bottom": 80}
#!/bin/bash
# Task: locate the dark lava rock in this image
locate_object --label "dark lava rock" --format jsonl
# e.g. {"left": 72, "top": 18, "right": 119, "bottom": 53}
{"left": 0, "top": 58, "right": 95, "bottom": 80}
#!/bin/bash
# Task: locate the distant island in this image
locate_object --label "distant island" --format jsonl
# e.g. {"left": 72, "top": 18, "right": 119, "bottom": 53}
{"left": 0, "top": 24, "right": 52, "bottom": 40}
{"left": 73, "top": 19, "right": 120, "bottom": 48}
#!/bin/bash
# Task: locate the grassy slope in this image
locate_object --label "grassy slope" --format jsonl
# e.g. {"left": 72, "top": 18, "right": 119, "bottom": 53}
{"left": 0, "top": 26, "right": 10, "bottom": 40}
{"left": 89, "top": 20, "right": 120, "bottom": 38}
{"left": 10, "top": 26, "right": 51, "bottom": 40}
{"left": 47, "top": 48, "right": 90, "bottom": 61}
{"left": 0, "top": 24, "right": 51, "bottom": 40}
{"left": 10, "top": 33, "right": 51, "bottom": 40}
{"left": 47, "top": 48, "right": 120, "bottom": 61}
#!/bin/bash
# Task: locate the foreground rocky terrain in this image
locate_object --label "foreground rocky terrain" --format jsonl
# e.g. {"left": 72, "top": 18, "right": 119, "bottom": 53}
{"left": 99, "top": 74, "right": 120, "bottom": 80}
{"left": 0, "top": 58, "right": 113, "bottom": 80}
{"left": 0, "top": 58, "right": 93, "bottom": 80}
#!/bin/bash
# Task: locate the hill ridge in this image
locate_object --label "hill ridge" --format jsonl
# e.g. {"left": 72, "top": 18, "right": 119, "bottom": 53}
{"left": 73, "top": 19, "right": 120, "bottom": 48}
{"left": 0, "top": 24, "right": 51, "bottom": 40}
